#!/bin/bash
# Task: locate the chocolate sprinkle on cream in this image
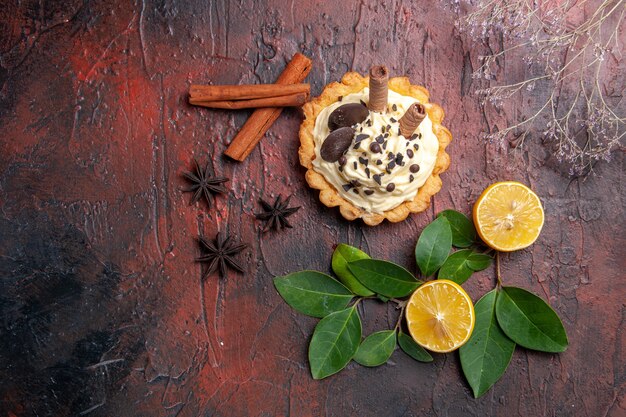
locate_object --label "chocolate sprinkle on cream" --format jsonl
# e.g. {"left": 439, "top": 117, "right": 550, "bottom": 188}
{"left": 373, "top": 174, "right": 382, "bottom": 185}
{"left": 410, "top": 164, "right": 420, "bottom": 173}
{"left": 390, "top": 117, "right": 397, "bottom": 123}
{"left": 376, "top": 159, "right": 383, "bottom": 165}
{"left": 365, "top": 167, "right": 371, "bottom": 178}
{"left": 409, "top": 174, "right": 414, "bottom": 182}
{"left": 413, "top": 143, "right": 420, "bottom": 151}
{"left": 407, "top": 149, "right": 414, "bottom": 158}
{"left": 375, "top": 135, "right": 384, "bottom": 143}
{"left": 359, "top": 156, "right": 368, "bottom": 166}
{"left": 386, "top": 183, "right": 396, "bottom": 192}
{"left": 338, "top": 96, "right": 343, "bottom": 101}
{"left": 338, "top": 156, "right": 347, "bottom": 165}
{"left": 353, "top": 161, "right": 358, "bottom": 170}
{"left": 392, "top": 104, "right": 398, "bottom": 111}
{"left": 369, "top": 142, "right": 381, "bottom": 153}
{"left": 364, "top": 189, "right": 374, "bottom": 196}
{"left": 355, "top": 134, "right": 369, "bottom": 142}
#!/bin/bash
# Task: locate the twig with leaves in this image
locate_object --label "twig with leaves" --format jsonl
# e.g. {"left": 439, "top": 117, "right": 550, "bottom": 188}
{"left": 273, "top": 209, "right": 568, "bottom": 397}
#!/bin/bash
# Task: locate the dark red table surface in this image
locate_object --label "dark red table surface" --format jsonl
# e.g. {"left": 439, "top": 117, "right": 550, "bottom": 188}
{"left": 1, "top": 1, "right": 624, "bottom": 416}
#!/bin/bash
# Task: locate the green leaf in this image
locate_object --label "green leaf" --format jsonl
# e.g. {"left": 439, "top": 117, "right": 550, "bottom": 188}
{"left": 460, "top": 290, "right": 516, "bottom": 398}
{"left": 466, "top": 252, "right": 492, "bottom": 271}
{"left": 397, "top": 331, "right": 433, "bottom": 362}
{"left": 438, "top": 209, "right": 476, "bottom": 248}
{"left": 274, "top": 271, "right": 353, "bottom": 318}
{"left": 496, "top": 287, "right": 568, "bottom": 353}
{"left": 437, "top": 249, "right": 474, "bottom": 285}
{"left": 353, "top": 330, "right": 397, "bottom": 367}
{"left": 332, "top": 243, "right": 375, "bottom": 296}
{"left": 309, "top": 306, "right": 362, "bottom": 379}
{"left": 347, "top": 259, "right": 420, "bottom": 298}
{"left": 415, "top": 216, "right": 453, "bottom": 277}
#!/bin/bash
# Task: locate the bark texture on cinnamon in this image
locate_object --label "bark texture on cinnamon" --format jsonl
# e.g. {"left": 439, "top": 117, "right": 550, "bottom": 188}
{"left": 399, "top": 103, "right": 427, "bottom": 137}
{"left": 190, "top": 92, "right": 308, "bottom": 110}
{"left": 368, "top": 65, "right": 389, "bottom": 112}
{"left": 224, "top": 53, "right": 312, "bottom": 161}
{"left": 189, "top": 83, "right": 310, "bottom": 101}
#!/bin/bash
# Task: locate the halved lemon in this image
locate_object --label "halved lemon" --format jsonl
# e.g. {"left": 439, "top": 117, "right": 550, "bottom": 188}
{"left": 405, "top": 280, "right": 475, "bottom": 353}
{"left": 473, "top": 181, "right": 544, "bottom": 252}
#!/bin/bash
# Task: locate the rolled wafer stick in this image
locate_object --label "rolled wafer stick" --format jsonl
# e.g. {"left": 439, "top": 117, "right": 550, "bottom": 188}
{"left": 368, "top": 65, "right": 389, "bottom": 112}
{"left": 399, "top": 103, "right": 427, "bottom": 137}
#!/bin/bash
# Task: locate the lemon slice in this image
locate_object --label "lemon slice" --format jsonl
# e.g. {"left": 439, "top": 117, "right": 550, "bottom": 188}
{"left": 473, "top": 181, "right": 544, "bottom": 252}
{"left": 405, "top": 280, "right": 475, "bottom": 353}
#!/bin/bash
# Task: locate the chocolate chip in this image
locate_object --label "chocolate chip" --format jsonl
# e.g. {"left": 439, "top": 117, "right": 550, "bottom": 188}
{"left": 353, "top": 189, "right": 359, "bottom": 194}
{"left": 351, "top": 179, "right": 361, "bottom": 187}
{"left": 355, "top": 134, "right": 369, "bottom": 142}
{"left": 328, "top": 104, "right": 369, "bottom": 131}
{"left": 338, "top": 96, "right": 343, "bottom": 101}
{"left": 369, "top": 142, "right": 381, "bottom": 153}
{"left": 413, "top": 143, "right": 420, "bottom": 151}
{"left": 338, "top": 155, "right": 347, "bottom": 166}
{"left": 407, "top": 149, "right": 414, "bottom": 158}
{"left": 373, "top": 174, "right": 382, "bottom": 185}
{"left": 409, "top": 174, "right": 414, "bottom": 182}
{"left": 366, "top": 119, "right": 372, "bottom": 127}
{"left": 395, "top": 153, "right": 404, "bottom": 165}
{"left": 386, "top": 183, "right": 395, "bottom": 192}
{"left": 387, "top": 152, "right": 395, "bottom": 160}
{"left": 358, "top": 156, "right": 368, "bottom": 166}
{"left": 320, "top": 127, "right": 355, "bottom": 162}
{"left": 353, "top": 161, "right": 358, "bottom": 170}
{"left": 392, "top": 104, "right": 398, "bottom": 111}
{"left": 410, "top": 133, "right": 419, "bottom": 140}
{"left": 376, "top": 135, "right": 384, "bottom": 143}
{"left": 410, "top": 164, "right": 420, "bottom": 173}
{"left": 364, "top": 189, "right": 374, "bottom": 195}
{"left": 376, "top": 159, "right": 382, "bottom": 165}
{"left": 365, "top": 167, "right": 370, "bottom": 178}
{"left": 390, "top": 117, "right": 397, "bottom": 123}
{"left": 382, "top": 141, "right": 387, "bottom": 150}
{"left": 387, "top": 161, "right": 396, "bottom": 170}
{"left": 342, "top": 183, "right": 353, "bottom": 191}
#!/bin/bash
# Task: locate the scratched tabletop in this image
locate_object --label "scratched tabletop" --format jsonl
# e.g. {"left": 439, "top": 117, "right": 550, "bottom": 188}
{"left": 0, "top": 1, "right": 624, "bottom": 416}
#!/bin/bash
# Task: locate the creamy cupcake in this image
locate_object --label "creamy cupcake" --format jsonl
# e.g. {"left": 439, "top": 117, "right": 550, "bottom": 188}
{"left": 299, "top": 66, "right": 452, "bottom": 226}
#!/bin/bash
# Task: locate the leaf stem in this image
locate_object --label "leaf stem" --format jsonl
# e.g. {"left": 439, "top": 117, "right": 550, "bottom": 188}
{"left": 495, "top": 251, "right": 503, "bottom": 288}
{"left": 394, "top": 301, "right": 408, "bottom": 331}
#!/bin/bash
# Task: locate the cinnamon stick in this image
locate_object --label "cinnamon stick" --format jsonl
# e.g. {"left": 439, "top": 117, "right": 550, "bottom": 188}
{"left": 399, "top": 103, "right": 427, "bottom": 137}
{"left": 189, "top": 83, "right": 309, "bottom": 101}
{"left": 368, "top": 65, "right": 389, "bottom": 112}
{"left": 224, "top": 53, "right": 312, "bottom": 161}
{"left": 190, "top": 92, "right": 308, "bottom": 109}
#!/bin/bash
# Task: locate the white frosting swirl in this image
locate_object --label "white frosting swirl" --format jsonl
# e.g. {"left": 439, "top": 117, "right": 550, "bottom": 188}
{"left": 312, "top": 88, "right": 439, "bottom": 213}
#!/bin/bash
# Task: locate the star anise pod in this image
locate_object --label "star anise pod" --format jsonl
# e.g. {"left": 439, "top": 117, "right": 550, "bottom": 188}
{"left": 196, "top": 232, "right": 247, "bottom": 279}
{"left": 255, "top": 195, "right": 301, "bottom": 232}
{"left": 182, "top": 159, "right": 229, "bottom": 207}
